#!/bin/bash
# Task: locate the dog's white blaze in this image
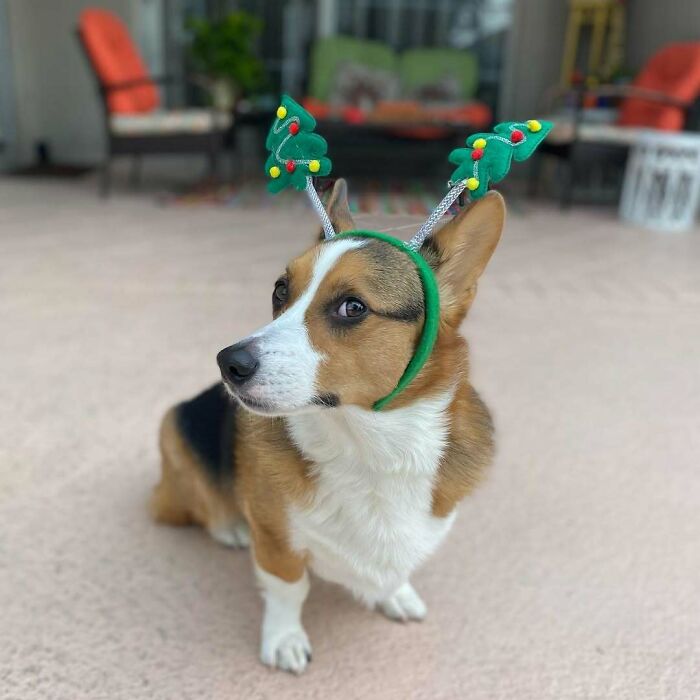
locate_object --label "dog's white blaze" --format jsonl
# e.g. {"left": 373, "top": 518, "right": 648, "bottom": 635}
{"left": 244, "top": 238, "right": 364, "bottom": 411}
{"left": 286, "top": 389, "right": 457, "bottom": 605}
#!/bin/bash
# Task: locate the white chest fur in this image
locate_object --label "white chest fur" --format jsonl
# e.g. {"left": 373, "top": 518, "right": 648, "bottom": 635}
{"left": 285, "top": 391, "right": 456, "bottom": 604}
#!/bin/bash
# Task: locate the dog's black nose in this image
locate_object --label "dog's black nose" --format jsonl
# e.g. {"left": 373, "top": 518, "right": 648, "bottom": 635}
{"left": 217, "top": 344, "right": 259, "bottom": 384}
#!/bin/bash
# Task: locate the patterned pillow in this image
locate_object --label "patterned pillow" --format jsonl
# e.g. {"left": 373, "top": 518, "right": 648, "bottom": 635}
{"left": 410, "top": 75, "right": 462, "bottom": 104}
{"left": 329, "top": 61, "right": 400, "bottom": 110}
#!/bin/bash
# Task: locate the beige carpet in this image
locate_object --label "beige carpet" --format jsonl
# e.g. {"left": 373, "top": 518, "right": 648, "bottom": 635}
{"left": 1, "top": 177, "right": 699, "bottom": 700}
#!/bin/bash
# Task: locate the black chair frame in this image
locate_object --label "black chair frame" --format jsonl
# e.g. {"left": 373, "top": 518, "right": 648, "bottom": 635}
{"left": 76, "top": 27, "right": 227, "bottom": 196}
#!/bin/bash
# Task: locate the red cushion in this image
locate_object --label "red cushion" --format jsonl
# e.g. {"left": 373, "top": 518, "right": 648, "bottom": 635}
{"left": 618, "top": 43, "right": 700, "bottom": 131}
{"left": 79, "top": 8, "right": 159, "bottom": 114}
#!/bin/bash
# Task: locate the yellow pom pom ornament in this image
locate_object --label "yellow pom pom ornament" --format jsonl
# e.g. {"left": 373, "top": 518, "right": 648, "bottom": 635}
{"left": 269, "top": 166, "right": 281, "bottom": 178}
{"left": 473, "top": 138, "right": 487, "bottom": 149}
{"left": 466, "top": 178, "right": 480, "bottom": 191}
{"left": 308, "top": 160, "right": 321, "bottom": 173}
{"left": 276, "top": 106, "right": 287, "bottom": 119}
{"left": 526, "top": 119, "right": 542, "bottom": 132}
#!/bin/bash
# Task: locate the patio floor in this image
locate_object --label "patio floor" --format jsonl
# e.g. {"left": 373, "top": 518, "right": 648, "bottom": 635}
{"left": 1, "top": 176, "right": 699, "bottom": 699}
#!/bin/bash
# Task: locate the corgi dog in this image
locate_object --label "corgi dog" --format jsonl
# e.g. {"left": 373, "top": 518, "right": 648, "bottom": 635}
{"left": 150, "top": 180, "right": 504, "bottom": 674}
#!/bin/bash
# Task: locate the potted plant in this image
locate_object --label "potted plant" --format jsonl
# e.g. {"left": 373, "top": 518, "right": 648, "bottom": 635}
{"left": 187, "top": 11, "right": 267, "bottom": 111}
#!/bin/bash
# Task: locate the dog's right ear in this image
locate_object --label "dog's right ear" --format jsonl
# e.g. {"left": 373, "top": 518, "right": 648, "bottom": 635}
{"left": 420, "top": 191, "right": 505, "bottom": 326}
{"left": 317, "top": 178, "right": 355, "bottom": 240}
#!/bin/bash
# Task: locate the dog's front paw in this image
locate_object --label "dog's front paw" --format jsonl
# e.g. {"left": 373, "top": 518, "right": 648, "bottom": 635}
{"left": 378, "top": 582, "right": 427, "bottom": 622}
{"left": 260, "top": 628, "right": 312, "bottom": 675}
{"left": 207, "top": 520, "right": 250, "bottom": 548}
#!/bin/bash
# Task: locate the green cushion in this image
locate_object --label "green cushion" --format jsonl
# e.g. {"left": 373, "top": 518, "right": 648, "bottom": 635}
{"left": 399, "top": 48, "right": 478, "bottom": 100}
{"left": 308, "top": 36, "right": 398, "bottom": 101}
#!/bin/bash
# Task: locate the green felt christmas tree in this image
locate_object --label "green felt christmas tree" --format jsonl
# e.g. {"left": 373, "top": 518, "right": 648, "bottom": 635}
{"left": 264, "top": 95, "right": 332, "bottom": 194}
{"left": 447, "top": 119, "right": 553, "bottom": 200}
{"left": 407, "top": 118, "right": 553, "bottom": 250}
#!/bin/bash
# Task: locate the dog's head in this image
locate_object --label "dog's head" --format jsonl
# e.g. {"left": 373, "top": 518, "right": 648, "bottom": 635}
{"left": 217, "top": 180, "right": 504, "bottom": 415}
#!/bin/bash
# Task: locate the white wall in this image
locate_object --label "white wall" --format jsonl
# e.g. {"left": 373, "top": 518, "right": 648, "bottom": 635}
{"left": 626, "top": 1, "right": 700, "bottom": 70}
{"left": 499, "top": 0, "right": 568, "bottom": 119}
{"left": 7, "top": 0, "right": 135, "bottom": 167}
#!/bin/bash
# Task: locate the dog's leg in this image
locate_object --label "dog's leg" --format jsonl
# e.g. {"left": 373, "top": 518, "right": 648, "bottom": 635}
{"left": 151, "top": 407, "right": 199, "bottom": 526}
{"left": 150, "top": 453, "right": 192, "bottom": 526}
{"left": 154, "top": 407, "right": 245, "bottom": 537}
{"left": 377, "top": 582, "right": 427, "bottom": 622}
{"left": 249, "top": 521, "right": 311, "bottom": 674}
{"left": 255, "top": 564, "right": 311, "bottom": 674}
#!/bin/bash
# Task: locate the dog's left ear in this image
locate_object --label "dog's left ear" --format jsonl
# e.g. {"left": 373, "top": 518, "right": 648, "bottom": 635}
{"left": 420, "top": 191, "right": 505, "bottom": 326}
{"left": 317, "top": 178, "right": 355, "bottom": 240}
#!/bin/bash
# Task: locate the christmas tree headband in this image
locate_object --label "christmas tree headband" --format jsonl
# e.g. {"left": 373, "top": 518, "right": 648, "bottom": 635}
{"left": 265, "top": 95, "right": 552, "bottom": 410}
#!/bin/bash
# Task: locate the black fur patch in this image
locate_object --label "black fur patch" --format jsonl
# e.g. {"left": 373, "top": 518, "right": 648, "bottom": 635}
{"left": 375, "top": 304, "right": 423, "bottom": 323}
{"left": 312, "top": 393, "right": 340, "bottom": 408}
{"left": 175, "top": 383, "right": 236, "bottom": 485}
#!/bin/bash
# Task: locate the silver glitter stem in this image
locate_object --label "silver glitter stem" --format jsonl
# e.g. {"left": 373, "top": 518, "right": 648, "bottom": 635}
{"left": 306, "top": 177, "right": 335, "bottom": 240}
{"left": 407, "top": 180, "right": 467, "bottom": 250}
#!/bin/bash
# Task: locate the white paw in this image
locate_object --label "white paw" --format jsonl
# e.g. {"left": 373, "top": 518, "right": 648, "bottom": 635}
{"left": 260, "top": 628, "right": 312, "bottom": 675}
{"left": 378, "top": 583, "right": 427, "bottom": 622}
{"left": 207, "top": 520, "right": 250, "bottom": 548}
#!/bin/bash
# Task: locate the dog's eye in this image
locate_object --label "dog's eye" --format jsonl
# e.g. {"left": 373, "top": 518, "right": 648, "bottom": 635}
{"left": 337, "top": 298, "right": 367, "bottom": 318}
{"left": 273, "top": 279, "right": 288, "bottom": 303}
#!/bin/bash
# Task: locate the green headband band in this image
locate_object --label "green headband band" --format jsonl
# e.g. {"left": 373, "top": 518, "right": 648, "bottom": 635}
{"left": 335, "top": 230, "right": 440, "bottom": 411}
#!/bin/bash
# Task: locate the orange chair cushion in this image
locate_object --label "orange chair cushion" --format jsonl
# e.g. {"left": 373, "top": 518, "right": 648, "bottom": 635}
{"left": 618, "top": 42, "right": 700, "bottom": 131}
{"left": 79, "top": 8, "right": 159, "bottom": 114}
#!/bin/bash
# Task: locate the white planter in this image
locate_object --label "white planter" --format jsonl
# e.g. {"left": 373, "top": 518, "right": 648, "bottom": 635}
{"left": 620, "top": 130, "right": 700, "bottom": 233}
{"left": 211, "top": 78, "right": 236, "bottom": 112}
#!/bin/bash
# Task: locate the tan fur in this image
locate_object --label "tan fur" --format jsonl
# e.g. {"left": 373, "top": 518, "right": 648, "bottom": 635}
{"left": 432, "top": 380, "right": 494, "bottom": 516}
{"left": 234, "top": 411, "right": 312, "bottom": 582}
{"left": 153, "top": 408, "right": 309, "bottom": 583}
{"left": 421, "top": 193, "right": 504, "bottom": 325}
{"left": 152, "top": 183, "right": 504, "bottom": 588}
{"left": 150, "top": 408, "right": 240, "bottom": 530}
{"left": 318, "top": 178, "right": 356, "bottom": 239}
{"left": 308, "top": 250, "right": 422, "bottom": 408}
